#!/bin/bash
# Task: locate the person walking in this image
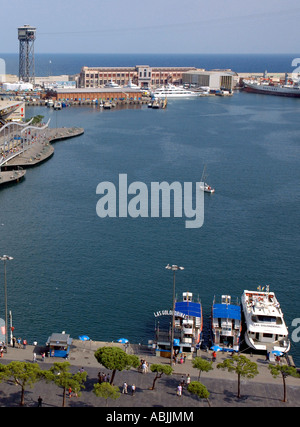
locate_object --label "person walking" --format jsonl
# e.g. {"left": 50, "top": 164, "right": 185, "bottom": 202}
{"left": 131, "top": 384, "right": 136, "bottom": 396}
{"left": 177, "top": 384, "right": 182, "bottom": 397}
{"left": 37, "top": 396, "right": 43, "bottom": 407}
{"left": 122, "top": 382, "right": 128, "bottom": 394}
{"left": 33, "top": 352, "right": 37, "bottom": 363}
{"left": 186, "top": 374, "right": 191, "bottom": 387}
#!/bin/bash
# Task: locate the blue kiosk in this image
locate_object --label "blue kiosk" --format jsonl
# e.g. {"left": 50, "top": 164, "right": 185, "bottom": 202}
{"left": 46, "top": 333, "right": 72, "bottom": 358}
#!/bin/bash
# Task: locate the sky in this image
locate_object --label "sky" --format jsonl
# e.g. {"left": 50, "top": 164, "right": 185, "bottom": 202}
{"left": 0, "top": 0, "right": 299, "bottom": 54}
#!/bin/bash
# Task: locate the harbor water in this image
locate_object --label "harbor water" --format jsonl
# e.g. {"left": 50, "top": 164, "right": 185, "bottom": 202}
{"left": 0, "top": 54, "right": 299, "bottom": 366}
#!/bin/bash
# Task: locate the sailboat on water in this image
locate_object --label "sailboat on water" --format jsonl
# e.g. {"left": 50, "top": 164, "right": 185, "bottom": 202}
{"left": 200, "top": 165, "right": 215, "bottom": 193}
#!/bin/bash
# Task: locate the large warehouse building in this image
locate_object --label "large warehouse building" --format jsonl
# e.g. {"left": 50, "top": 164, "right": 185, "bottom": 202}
{"left": 182, "top": 70, "right": 236, "bottom": 91}
{"left": 78, "top": 65, "right": 197, "bottom": 88}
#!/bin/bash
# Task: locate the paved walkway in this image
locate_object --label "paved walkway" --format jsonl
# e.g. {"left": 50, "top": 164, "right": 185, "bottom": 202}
{"left": 0, "top": 340, "right": 299, "bottom": 407}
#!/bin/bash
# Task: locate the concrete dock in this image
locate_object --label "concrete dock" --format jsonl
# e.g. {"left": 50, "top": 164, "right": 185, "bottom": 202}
{"left": 0, "top": 169, "right": 26, "bottom": 186}
{"left": 0, "top": 339, "right": 299, "bottom": 407}
{"left": 0, "top": 127, "right": 84, "bottom": 173}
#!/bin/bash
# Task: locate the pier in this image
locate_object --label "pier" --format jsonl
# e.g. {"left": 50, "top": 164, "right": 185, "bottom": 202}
{"left": 0, "top": 126, "right": 84, "bottom": 174}
{"left": 0, "top": 339, "right": 299, "bottom": 407}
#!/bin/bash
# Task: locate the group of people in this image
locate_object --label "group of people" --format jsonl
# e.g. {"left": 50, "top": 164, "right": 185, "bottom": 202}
{"left": 12, "top": 337, "right": 28, "bottom": 349}
{"left": 172, "top": 350, "right": 187, "bottom": 365}
{"left": 138, "top": 359, "right": 149, "bottom": 373}
{"left": 176, "top": 373, "right": 191, "bottom": 397}
{"left": 122, "top": 382, "right": 136, "bottom": 396}
{"left": 97, "top": 371, "right": 110, "bottom": 384}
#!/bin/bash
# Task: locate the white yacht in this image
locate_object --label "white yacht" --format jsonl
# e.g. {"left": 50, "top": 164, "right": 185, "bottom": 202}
{"left": 123, "top": 79, "right": 141, "bottom": 90}
{"left": 104, "top": 80, "right": 121, "bottom": 89}
{"left": 241, "top": 286, "right": 290, "bottom": 354}
{"left": 152, "top": 84, "right": 201, "bottom": 98}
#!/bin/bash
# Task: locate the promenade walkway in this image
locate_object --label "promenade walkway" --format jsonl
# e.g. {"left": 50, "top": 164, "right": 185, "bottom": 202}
{"left": 0, "top": 340, "right": 299, "bottom": 407}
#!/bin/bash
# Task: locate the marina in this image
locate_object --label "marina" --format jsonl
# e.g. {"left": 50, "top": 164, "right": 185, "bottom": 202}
{"left": 0, "top": 90, "right": 299, "bottom": 368}
{"left": 0, "top": 49, "right": 299, "bottom": 372}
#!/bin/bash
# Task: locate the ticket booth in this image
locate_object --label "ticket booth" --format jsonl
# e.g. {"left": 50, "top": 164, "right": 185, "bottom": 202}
{"left": 46, "top": 333, "right": 72, "bottom": 358}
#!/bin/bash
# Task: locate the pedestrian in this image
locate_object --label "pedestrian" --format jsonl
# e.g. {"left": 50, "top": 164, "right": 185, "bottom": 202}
{"left": 180, "top": 356, "right": 184, "bottom": 364}
{"left": 41, "top": 352, "right": 45, "bottom": 362}
{"left": 106, "top": 373, "right": 110, "bottom": 383}
{"left": 37, "top": 396, "right": 43, "bottom": 407}
{"left": 17, "top": 337, "right": 21, "bottom": 348}
{"left": 68, "top": 387, "right": 72, "bottom": 398}
{"left": 212, "top": 351, "right": 217, "bottom": 362}
{"left": 12, "top": 336, "right": 16, "bottom": 348}
{"left": 33, "top": 352, "right": 37, "bottom": 363}
{"left": 176, "top": 384, "right": 182, "bottom": 397}
{"left": 131, "top": 384, "right": 136, "bottom": 396}
{"left": 186, "top": 374, "right": 191, "bottom": 387}
{"left": 23, "top": 339, "right": 27, "bottom": 349}
{"left": 122, "top": 382, "right": 128, "bottom": 394}
{"left": 180, "top": 375, "right": 185, "bottom": 387}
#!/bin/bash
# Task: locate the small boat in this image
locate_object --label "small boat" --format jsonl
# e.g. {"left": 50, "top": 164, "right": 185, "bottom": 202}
{"left": 151, "top": 100, "right": 160, "bottom": 109}
{"left": 241, "top": 286, "right": 290, "bottom": 353}
{"left": 103, "top": 102, "right": 112, "bottom": 109}
{"left": 53, "top": 101, "right": 62, "bottom": 110}
{"left": 200, "top": 165, "right": 215, "bottom": 193}
{"left": 211, "top": 295, "right": 242, "bottom": 352}
{"left": 154, "top": 291, "right": 203, "bottom": 360}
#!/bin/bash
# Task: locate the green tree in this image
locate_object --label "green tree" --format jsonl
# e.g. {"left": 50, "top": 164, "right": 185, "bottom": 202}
{"left": 26, "top": 115, "right": 44, "bottom": 125}
{"left": 187, "top": 381, "right": 211, "bottom": 406}
{"left": 268, "top": 364, "right": 300, "bottom": 403}
{"left": 0, "top": 361, "right": 44, "bottom": 406}
{"left": 192, "top": 357, "right": 213, "bottom": 380}
{"left": 45, "top": 361, "right": 87, "bottom": 407}
{"left": 149, "top": 364, "right": 173, "bottom": 390}
{"left": 93, "top": 382, "right": 120, "bottom": 406}
{"left": 217, "top": 354, "right": 259, "bottom": 398}
{"left": 94, "top": 346, "right": 139, "bottom": 385}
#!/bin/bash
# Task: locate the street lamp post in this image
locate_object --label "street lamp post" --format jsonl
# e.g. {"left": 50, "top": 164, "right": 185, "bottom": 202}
{"left": 0, "top": 255, "right": 13, "bottom": 347}
{"left": 165, "top": 264, "right": 184, "bottom": 366}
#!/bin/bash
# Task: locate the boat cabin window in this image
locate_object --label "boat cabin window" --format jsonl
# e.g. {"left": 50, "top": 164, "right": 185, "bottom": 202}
{"left": 251, "top": 315, "right": 282, "bottom": 324}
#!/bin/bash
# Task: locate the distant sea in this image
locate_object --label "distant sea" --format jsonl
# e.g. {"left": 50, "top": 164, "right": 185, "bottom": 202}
{"left": 0, "top": 53, "right": 299, "bottom": 76}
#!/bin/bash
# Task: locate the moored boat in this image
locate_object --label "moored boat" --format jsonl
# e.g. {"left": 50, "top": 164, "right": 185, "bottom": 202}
{"left": 153, "top": 83, "right": 201, "bottom": 98}
{"left": 241, "top": 286, "right": 290, "bottom": 354}
{"left": 243, "top": 75, "right": 300, "bottom": 98}
{"left": 154, "top": 291, "right": 203, "bottom": 360}
{"left": 211, "top": 295, "right": 242, "bottom": 352}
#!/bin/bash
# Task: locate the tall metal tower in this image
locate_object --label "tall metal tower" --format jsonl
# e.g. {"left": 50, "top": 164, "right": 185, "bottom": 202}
{"left": 18, "top": 25, "right": 36, "bottom": 84}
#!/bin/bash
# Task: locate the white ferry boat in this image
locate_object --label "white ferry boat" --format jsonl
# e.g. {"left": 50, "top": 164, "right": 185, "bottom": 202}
{"left": 152, "top": 84, "right": 201, "bottom": 98}
{"left": 241, "top": 286, "right": 290, "bottom": 353}
{"left": 211, "top": 295, "right": 242, "bottom": 352}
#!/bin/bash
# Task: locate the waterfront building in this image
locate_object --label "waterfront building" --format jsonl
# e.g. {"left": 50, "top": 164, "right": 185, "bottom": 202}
{"left": 78, "top": 65, "right": 196, "bottom": 88}
{"left": 48, "top": 87, "right": 146, "bottom": 103}
{"left": 182, "top": 69, "right": 236, "bottom": 91}
{"left": 0, "top": 100, "right": 25, "bottom": 124}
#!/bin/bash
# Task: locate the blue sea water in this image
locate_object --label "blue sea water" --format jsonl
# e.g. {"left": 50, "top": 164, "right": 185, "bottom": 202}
{"left": 0, "top": 54, "right": 299, "bottom": 365}
{"left": 0, "top": 53, "right": 299, "bottom": 76}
